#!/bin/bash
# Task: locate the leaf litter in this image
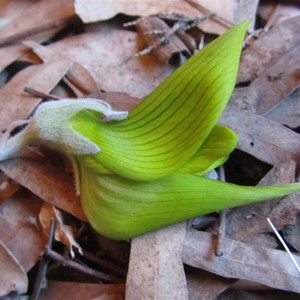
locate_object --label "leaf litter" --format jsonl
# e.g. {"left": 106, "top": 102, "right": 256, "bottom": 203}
{"left": 0, "top": 0, "right": 300, "bottom": 299}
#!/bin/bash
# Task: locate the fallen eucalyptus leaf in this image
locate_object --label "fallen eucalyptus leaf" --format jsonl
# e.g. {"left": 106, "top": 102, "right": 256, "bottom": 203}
{"left": 266, "top": 87, "right": 300, "bottom": 129}
{"left": 282, "top": 214, "right": 300, "bottom": 252}
{"left": 24, "top": 41, "right": 100, "bottom": 97}
{"left": 126, "top": 223, "right": 187, "bottom": 300}
{"left": 0, "top": 158, "right": 86, "bottom": 221}
{"left": 232, "top": 44, "right": 300, "bottom": 115}
{"left": 220, "top": 109, "right": 300, "bottom": 166}
{"left": 0, "top": 60, "right": 71, "bottom": 137}
{"left": 183, "top": 229, "right": 300, "bottom": 293}
{"left": 237, "top": 15, "right": 300, "bottom": 83}
{"left": 0, "top": 190, "right": 46, "bottom": 271}
{"left": 185, "top": 267, "right": 235, "bottom": 300}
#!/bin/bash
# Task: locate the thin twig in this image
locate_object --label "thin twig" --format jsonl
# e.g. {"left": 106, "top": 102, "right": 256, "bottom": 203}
{"left": 30, "top": 219, "right": 56, "bottom": 300}
{"left": 184, "top": 0, "right": 235, "bottom": 29}
{"left": 24, "top": 87, "right": 61, "bottom": 100}
{"left": 82, "top": 250, "right": 128, "bottom": 279}
{"left": 46, "top": 249, "right": 121, "bottom": 282}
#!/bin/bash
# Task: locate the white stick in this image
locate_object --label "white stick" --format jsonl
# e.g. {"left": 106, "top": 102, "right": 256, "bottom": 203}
{"left": 267, "top": 217, "right": 300, "bottom": 273}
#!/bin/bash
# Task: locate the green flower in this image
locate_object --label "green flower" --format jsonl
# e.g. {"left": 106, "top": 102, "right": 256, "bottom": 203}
{"left": 2, "top": 20, "right": 300, "bottom": 240}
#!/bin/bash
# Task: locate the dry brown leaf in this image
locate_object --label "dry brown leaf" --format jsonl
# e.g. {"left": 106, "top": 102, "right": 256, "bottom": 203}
{"left": 0, "top": 60, "right": 71, "bottom": 137}
{"left": 44, "top": 22, "right": 176, "bottom": 98}
{"left": 220, "top": 109, "right": 300, "bottom": 166}
{"left": 24, "top": 41, "right": 100, "bottom": 97}
{"left": 282, "top": 214, "right": 300, "bottom": 253}
{"left": 0, "top": 0, "right": 38, "bottom": 28}
{"left": 126, "top": 222, "right": 188, "bottom": 300}
{"left": 186, "top": 267, "right": 235, "bottom": 300}
{"left": 75, "top": 0, "right": 258, "bottom": 34}
{"left": 266, "top": 87, "right": 300, "bottom": 129}
{"left": 183, "top": 229, "right": 300, "bottom": 293}
{"left": 0, "top": 0, "right": 75, "bottom": 72}
{"left": 0, "top": 158, "right": 86, "bottom": 221}
{"left": 234, "top": 43, "right": 300, "bottom": 115}
{"left": 238, "top": 16, "right": 300, "bottom": 83}
{"left": 226, "top": 161, "right": 297, "bottom": 248}
{"left": 39, "top": 281, "right": 125, "bottom": 300}
{"left": 0, "top": 239, "right": 28, "bottom": 297}
{"left": 39, "top": 202, "right": 82, "bottom": 257}
{"left": 0, "top": 190, "right": 46, "bottom": 271}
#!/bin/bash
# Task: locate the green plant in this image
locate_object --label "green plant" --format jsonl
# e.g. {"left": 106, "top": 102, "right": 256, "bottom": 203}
{"left": 1, "top": 20, "right": 300, "bottom": 240}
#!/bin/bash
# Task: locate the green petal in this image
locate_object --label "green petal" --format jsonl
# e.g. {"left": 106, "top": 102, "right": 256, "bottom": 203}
{"left": 71, "top": 21, "right": 250, "bottom": 181}
{"left": 78, "top": 164, "right": 300, "bottom": 240}
{"left": 178, "top": 124, "right": 237, "bottom": 175}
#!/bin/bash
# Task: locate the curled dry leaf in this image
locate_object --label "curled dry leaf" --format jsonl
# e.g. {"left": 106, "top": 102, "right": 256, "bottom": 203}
{"left": 183, "top": 229, "right": 300, "bottom": 293}
{"left": 0, "top": 0, "right": 75, "bottom": 72}
{"left": 0, "top": 239, "right": 28, "bottom": 297}
{"left": 237, "top": 16, "right": 300, "bottom": 83}
{"left": 39, "top": 202, "right": 82, "bottom": 257}
{"left": 0, "top": 60, "right": 71, "bottom": 137}
{"left": 126, "top": 222, "right": 188, "bottom": 300}
{"left": 0, "top": 190, "right": 46, "bottom": 271}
